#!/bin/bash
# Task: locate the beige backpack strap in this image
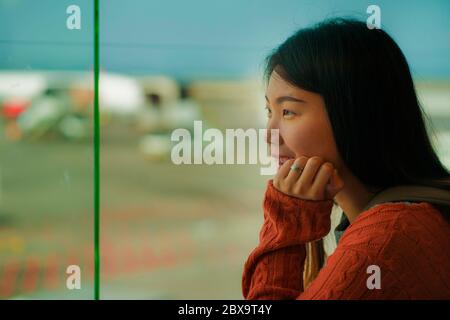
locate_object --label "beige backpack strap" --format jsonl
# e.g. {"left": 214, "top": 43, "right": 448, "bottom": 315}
{"left": 363, "top": 185, "right": 450, "bottom": 211}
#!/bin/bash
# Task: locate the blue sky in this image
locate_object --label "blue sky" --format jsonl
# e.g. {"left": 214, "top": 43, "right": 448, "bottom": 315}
{"left": 1, "top": 0, "right": 449, "bottom": 81}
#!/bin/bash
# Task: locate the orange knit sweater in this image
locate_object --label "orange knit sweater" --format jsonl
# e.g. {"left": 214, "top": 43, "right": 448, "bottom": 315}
{"left": 242, "top": 180, "right": 450, "bottom": 299}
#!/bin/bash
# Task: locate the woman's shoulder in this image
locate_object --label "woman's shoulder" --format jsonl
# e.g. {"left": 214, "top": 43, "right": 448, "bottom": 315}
{"left": 325, "top": 202, "right": 450, "bottom": 299}
{"left": 338, "top": 201, "right": 450, "bottom": 252}
{"left": 334, "top": 202, "right": 450, "bottom": 297}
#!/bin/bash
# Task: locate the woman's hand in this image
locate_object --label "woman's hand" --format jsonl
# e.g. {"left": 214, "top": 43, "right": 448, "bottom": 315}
{"left": 273, "top": 156, "right": 344, "bottom": 201}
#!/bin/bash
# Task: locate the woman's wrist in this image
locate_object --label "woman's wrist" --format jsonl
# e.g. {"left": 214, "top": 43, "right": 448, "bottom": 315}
{"left": 261, "top": 179, "right": 334, "bottom": 244}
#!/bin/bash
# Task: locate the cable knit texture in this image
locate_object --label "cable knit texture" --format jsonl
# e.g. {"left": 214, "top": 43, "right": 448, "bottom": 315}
{"left": 242, "top": 180, "right": 450, "bottom": 300}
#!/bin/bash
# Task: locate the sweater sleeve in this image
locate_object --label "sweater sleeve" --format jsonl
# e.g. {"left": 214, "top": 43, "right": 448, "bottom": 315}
{"left": 242, "top": 180, "right": 411, "bottom": 300}
{"left": 242, "top": 180, "right": 334, "bottom": 300}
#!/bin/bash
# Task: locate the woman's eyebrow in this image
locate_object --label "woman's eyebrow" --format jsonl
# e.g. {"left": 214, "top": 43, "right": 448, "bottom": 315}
{"left": 265, "top": 95, "right": 307, "bottom": 104}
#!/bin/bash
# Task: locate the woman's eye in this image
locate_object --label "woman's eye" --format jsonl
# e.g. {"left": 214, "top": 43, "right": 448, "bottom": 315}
{"left": 265, "top": 106, "right": 272, "bottom": 117}
{"left": 283, "top": 109, "right": 296, "bottom": 117}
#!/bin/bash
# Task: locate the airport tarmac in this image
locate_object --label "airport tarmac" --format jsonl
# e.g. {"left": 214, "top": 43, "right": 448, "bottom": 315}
{"left": 0, "top": 122, "right": 268, "bottom": 299}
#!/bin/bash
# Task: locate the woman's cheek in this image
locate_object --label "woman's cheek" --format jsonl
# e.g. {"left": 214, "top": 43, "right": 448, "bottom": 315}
{"left": 285, "top": 122, "right": 337, "bottom": 161}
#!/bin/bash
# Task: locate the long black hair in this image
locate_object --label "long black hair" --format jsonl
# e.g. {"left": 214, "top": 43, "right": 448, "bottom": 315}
{"left": 265, "top": 18, "right": 450, "bottom": 191}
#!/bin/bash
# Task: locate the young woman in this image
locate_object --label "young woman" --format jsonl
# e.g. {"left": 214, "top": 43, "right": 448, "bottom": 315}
{"left": 242, "top": 18, "right": 450, "bottom": 299}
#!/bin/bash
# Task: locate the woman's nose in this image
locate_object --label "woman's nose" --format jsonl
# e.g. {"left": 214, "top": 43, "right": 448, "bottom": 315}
{"left": 265, "top": 121, "right": 283, "bottom": 146}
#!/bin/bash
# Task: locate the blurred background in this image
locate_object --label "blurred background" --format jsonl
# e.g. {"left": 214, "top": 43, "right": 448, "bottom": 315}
{"left": 0, "top": 0, "right": 449, "bottom": 299}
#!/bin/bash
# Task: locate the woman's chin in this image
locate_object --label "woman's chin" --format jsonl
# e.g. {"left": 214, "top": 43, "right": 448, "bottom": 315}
{"left": 278, "top": 156, "right": 295, "bottom": 167}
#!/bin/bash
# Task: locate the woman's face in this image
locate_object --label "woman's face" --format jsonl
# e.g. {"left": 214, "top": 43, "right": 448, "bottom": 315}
{"left": 265, "top": 70, "right": 342, "bottom": 169}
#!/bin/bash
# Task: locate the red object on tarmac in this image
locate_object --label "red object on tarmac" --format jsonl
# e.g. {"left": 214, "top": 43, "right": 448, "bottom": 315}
{"left": 2, "top": 100, "right": 29, "bottom": 119}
